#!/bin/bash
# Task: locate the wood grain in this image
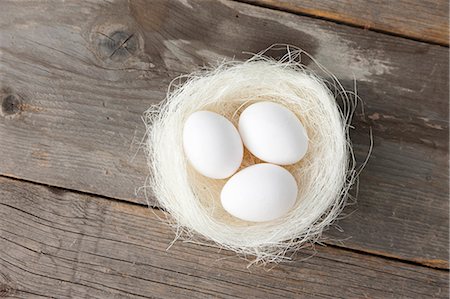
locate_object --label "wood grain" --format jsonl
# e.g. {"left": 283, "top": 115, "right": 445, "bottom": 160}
{"left": 239, "top": 0, "right": 450, "bottom": 45}
{"left": 0, "top": 0, "right": 448, "bottom": 267}
{"left": 0, "top": 176, "right": 448, "bottom": 299}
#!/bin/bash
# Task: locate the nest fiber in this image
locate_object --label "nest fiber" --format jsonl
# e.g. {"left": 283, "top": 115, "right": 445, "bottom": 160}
{"left": 145, "top": 53, "right": 357, "bottom": 263}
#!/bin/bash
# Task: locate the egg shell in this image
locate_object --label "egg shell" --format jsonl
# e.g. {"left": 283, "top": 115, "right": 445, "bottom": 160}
{"left": 221, "top": 163, "right": 298, "bottom": 222}
{"left": 183, "top": 111, "right": 243, "bottom": 179}
{"left": 238, "top": 102, "right": 308, "bottom": 165}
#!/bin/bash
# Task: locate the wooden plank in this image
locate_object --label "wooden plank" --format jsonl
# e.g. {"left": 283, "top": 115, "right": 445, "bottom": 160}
{"left": 0, "top": 0, "right": 448, "bottom": 268}
{"left": 239, "top": 0, "right": 450, "bottom": 45}
{"left": 0, "top": 176, "right": 448, "bottom": 299}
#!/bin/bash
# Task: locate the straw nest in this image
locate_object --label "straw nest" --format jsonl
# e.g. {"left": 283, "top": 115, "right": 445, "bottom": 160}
{"left": 144, "top": 49, "right": 359, "bottom": 264}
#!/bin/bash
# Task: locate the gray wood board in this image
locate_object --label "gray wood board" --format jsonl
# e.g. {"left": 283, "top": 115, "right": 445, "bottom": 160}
{"left": 0, "top": 176, "right": 448, "bottom": 299}
{"left": 240, "top": 0, "right": 449, "bottom": 45}
{"left": 0, "top": 0, "right": 448, "bottom": 267}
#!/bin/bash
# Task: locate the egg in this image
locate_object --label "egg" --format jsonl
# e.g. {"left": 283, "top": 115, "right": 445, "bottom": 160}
{"left": 183, "top": 111, "right": 243, "bottom": 179}
{"left": 238, "top": 102, "right": 308, "bottom": 165}
{"left": 221, "top": 163, "right": 298, "bottom": 222}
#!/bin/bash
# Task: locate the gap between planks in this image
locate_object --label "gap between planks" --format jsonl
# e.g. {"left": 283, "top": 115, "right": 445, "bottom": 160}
{"left": 1, "top": 173, "right": 448, "bottom": 272}
{"left": 234, "top": 0, "right": 449, "bottom": 47}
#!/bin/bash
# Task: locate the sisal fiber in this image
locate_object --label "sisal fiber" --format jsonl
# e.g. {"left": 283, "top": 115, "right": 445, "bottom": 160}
{"left": 144, "top": 48, "right": 359, "bottom": 264}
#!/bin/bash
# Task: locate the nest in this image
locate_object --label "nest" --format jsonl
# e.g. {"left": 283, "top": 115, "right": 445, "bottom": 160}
{"left": 144, "top": 49, "right": 359, "bottom": 264}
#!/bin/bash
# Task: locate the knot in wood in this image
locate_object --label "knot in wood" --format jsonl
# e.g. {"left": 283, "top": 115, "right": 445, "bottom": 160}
{"left": 1, "top": 94, "right": 21, "bottom": 116}
{"left": 96, "top": 30, "right": 138, "bottom": 62}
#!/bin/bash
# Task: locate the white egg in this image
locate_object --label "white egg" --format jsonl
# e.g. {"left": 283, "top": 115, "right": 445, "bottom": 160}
{"left": 221, "top": 163, "right": 298, "bottom": 222}
{"left": 239, "top": 102, "right": 308, "bottom": 165}
{"left": 183, "top": 111, "right": 243, "bottom": 179}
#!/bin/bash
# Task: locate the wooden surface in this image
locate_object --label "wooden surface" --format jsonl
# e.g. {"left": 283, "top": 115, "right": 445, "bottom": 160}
{"left": 0, "top": 0, "right": 448, "bottom": 298}
{"left": 240, "top": 0, "right": 450, "bottom": 45}
{"left": 1, "top": 176, "right": 448, "bottom": 298}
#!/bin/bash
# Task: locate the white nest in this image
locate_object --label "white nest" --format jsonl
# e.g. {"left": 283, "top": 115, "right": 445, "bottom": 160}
{"left": 144, "top": 50, "right": 359, "bottom": 264}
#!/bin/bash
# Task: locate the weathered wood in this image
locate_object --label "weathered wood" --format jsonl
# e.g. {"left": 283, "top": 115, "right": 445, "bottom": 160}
{"left": 0, "top": 177, "right": 448, "bottom": 299}
{"left": 239, "top": 0, "right": 450, "bottom": 45}
{"left": 0, "top": 0, "right": 448, "bottom": 268}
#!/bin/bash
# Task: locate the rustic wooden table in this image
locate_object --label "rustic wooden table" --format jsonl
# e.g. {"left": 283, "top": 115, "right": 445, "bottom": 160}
{"left": 0, "top": 1, "right": 448, "bottom": 298}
